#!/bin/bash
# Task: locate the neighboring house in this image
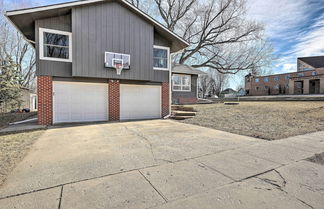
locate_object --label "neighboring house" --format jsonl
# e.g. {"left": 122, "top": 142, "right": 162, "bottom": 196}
{"left": 245, "top": 56, "right": 324, "bottom": 96}
{"left": 171, "top": 64, "right": 206, "bottom": 104}
{"left": 236, "top": 88, "right": 245, "bottom": 97}
{"left": 6, "top": 0, "right": 188, "bottom": 125}
{"left": 21, "top": 88, "right": 37, "bottom": 111}
{"left": 220, "top": 88, "right": 237, "bottom": 97}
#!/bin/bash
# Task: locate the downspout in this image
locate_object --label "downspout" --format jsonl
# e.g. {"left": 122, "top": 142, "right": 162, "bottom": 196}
{"left": 164, "top": 51, "right": 173, "bottom": 119}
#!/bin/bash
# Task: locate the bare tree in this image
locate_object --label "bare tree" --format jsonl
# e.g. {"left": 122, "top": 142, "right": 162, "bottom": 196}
{"left": 129, "top": 0, "right": 273, "bottom": 74}
{"left": 208, "top": 69, "right": 229, "bottom": 96}
{"left": 154, "top": 0, "right": 196, "bottom": 31}
{"left": 0, "top": 2, "right": 36, "bottom": 89}
{"left": 198, "top": 75, "right": 213, "bottom": 98}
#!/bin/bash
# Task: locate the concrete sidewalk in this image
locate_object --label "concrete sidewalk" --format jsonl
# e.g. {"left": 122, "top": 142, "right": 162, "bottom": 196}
{"left": 0, "top": 118, "right": 46, "bottom": 136}
{"left": 0, "top": 120, "right": 323, "bottom": 209}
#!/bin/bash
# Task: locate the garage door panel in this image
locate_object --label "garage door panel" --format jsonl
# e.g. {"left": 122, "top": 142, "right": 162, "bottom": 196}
{"left": 120, "top": 84, "right": 161, "bottom": 120}
{"left": 53, "top": 82, "right": 108, "bottom": 123}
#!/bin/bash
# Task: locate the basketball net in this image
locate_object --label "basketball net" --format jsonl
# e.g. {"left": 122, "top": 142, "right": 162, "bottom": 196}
{"left": 114, "top": 63, "right": 123, "bottom": 75}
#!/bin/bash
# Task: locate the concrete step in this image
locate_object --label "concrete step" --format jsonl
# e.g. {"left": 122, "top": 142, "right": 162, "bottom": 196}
{"left": 173, "top": 111, "right": 196, "bottom": 116}
{"left": 170, "top": 115, "right": 195, "bottom": 120}
{"left": 171, "top": 105, "right": 197, "bottom": 112}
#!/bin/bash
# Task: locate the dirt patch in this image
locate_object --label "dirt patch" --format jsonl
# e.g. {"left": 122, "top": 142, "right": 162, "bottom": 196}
{"left": 306, "top": 152, "right": 324, "bottom": 165}
{"left": 0, "top": 130, "right": 44, "bottom": 186}
{"left": 180, "top": 102, "right": 324, "bottom": 140}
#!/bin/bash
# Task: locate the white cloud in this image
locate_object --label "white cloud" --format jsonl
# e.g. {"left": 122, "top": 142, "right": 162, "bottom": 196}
{"left": 246, "top": 0, "right": 311, "bottom": 39}
{"left": 282, "top": 63, "right": 296, "bottom": 73}
{"left": 247, "top": 0, "right": 324, "bottom": 74}
{"left": 290, "top": 13, "right": 324, "bottom": 57}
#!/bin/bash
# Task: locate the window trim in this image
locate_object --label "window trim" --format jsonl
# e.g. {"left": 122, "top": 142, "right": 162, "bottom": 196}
{"left": 39, "top": 27, "right": 72, "bottom": 62}
{"left": 172, "top": 74, "right": 191, "bottom": 92}
{"left": 153, "top": 45, "right": 170, "bottom": 71}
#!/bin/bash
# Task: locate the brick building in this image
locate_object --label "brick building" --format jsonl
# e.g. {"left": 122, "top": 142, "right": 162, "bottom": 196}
{"left": 245, "top": 56, "right": 324, "bottom": 96}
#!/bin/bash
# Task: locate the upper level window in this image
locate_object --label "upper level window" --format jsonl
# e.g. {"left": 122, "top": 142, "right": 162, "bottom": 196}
{"left": 285, "top": 74, "right": 291, "bottom": 80}
{"left": 273, "top": 76, "right": 279, "bottom": 81}
{"left": 303, "top": 68, "right": 312, "bottom": 71}
{"left": 312, "top": 71, "right": 317, "bottom": 76}
{"left": 264, "top": 77, "right": 269, "bottom": 82}
{"left": 172, "top": 74, "right": 191, "bottom": 91}
{"left": 298, "top": 73, "right": 304, "bottom": 77}
{"left": 153, "top": 46, "right": 169, "bottom": 70}
{"left": 255, "top": 78, "right": 259, "bottom": 82}
{"left": 39, "top": 28, "right": 72, "bottom": 62}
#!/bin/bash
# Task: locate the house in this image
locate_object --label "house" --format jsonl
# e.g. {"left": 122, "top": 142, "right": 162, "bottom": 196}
{"left": 236, "top": 88, "right": 245, "bottom": 97}
{"left": 171, "top": 64, "right": 206, "bottom": 104}
{"left": 21, "top": 88, "right": 37, "bottom": 112}
{"left": 245, "top": 56, "right": 324, "bottom": 96}
{"left": 6, "top": 0, "right": 189, "bottom": 125}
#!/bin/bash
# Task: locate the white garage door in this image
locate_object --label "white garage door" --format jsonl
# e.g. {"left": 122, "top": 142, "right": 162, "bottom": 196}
{"left": 120, "top": 84, "right": 161, "bottom": 120}
{"left": 53, "top": 81, "right": 108, "bottom": 123}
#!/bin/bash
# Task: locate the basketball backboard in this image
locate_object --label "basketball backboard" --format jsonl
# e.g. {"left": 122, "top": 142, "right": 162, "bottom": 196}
{"left": 105, "top": 52, "right": 130, "bottom": 70}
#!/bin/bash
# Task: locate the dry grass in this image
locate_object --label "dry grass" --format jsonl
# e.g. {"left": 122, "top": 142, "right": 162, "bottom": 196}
{"left": 181, "top": 102, "right": 324, "bottom": 140}
{"left": 0, "top": 131, "right": 44, "bottom": 186}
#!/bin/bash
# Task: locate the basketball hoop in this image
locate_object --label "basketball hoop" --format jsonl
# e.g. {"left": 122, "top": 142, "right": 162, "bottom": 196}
{"left": 114, "top": 63, "right": 123, "bottom": 75}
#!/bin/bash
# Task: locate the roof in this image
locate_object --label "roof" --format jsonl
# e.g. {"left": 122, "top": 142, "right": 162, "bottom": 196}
{"left": 172, "top": 64, "right": 207, "bottom": 75}
{"left": 221, "top": 88, "right": 236, "bottom": 93}
{"left": 5, "top": 0, "right": 189, "bottom": 52}
{"left": 298, "top": 56, "right": 324, "bottom": 68}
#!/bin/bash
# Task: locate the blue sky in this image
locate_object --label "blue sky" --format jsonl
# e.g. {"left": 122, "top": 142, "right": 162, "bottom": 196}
{"left": 4, "top": 0, "right": 324, "bottom": 76}
{"left": 246, "top": 0, "right": 324, "bottom": 74}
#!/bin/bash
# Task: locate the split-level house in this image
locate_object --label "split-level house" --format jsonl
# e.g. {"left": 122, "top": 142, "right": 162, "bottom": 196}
{"left": 6, "top": 0, "right": 189, "bottom": 125}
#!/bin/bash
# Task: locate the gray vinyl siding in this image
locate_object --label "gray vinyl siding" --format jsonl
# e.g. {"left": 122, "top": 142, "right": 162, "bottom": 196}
{"left": 72, "top": 1, "right": 169, "bottom": 82}
{"left": 35, "top": 15, "right": 72, "bottom": 77}
{"left": 34, "top": 1, "right": 170, "bottom": 82}
{"left": 172, "top": 74, "right": 198, "bottom": 103}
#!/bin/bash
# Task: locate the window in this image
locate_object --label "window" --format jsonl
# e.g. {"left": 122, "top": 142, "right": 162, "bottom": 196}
{"left": 298, "top": 73, "right": 304, "bottom": 77}
{"left": 303, "top": 67, "right": 312, "bottom": 71}
{"left": 153, "top": 46, "right": 169, "bottom": 70}
{"left": 255, "top": 78, "right": 260, "bottom": 82}
{"left": 255, "top": 86, "right": 259, "bottom": 90}
{"left": 273, "top": 84, "right": 279, "bottom": 89}
{"left": 264, "top": 86, "right": 269, "bottom": 90}
{"left": 273, "top": 76, "right": 279, "bottom": 81}
{"left": 264, "top": 77, "right": 269, "bottom": 82}
{"left": 312, "top": 71, "right": 317, "bottom": 76}
{"left": 39, "top": 28, "right": 72, "bottom": 62}
{"left": 172, "top": 74, "right": 191, "bottom": 91}
{"left": 285, "top": 74, "right": 291, "bottom": 80}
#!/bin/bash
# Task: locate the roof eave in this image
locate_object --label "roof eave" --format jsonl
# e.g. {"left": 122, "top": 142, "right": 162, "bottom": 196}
{"left": 5, "top": 0, "right": 189, "bottom": 51}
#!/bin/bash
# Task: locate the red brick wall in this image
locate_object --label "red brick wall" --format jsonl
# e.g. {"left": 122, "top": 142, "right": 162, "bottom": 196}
{"left": 37, "top": 76, "right": 52, "bottom": 125}
{"left": 161, "top": 82, "right": 170, "bottom": 117}
{"left": 108, "top": 80, "right": 120, "bottom": 121}
{"left": 178, "top": 97, "right": 198, "bottom": 104}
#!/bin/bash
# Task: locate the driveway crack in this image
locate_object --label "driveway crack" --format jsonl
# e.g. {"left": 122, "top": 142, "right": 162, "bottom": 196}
{"left": 124, "top": 126, "right": 157, "bottom": 163}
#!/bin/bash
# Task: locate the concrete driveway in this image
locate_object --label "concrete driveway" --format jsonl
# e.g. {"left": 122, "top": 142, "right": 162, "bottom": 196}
{"left": 0, "top": 120, "right": 323, "bottom": 209}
